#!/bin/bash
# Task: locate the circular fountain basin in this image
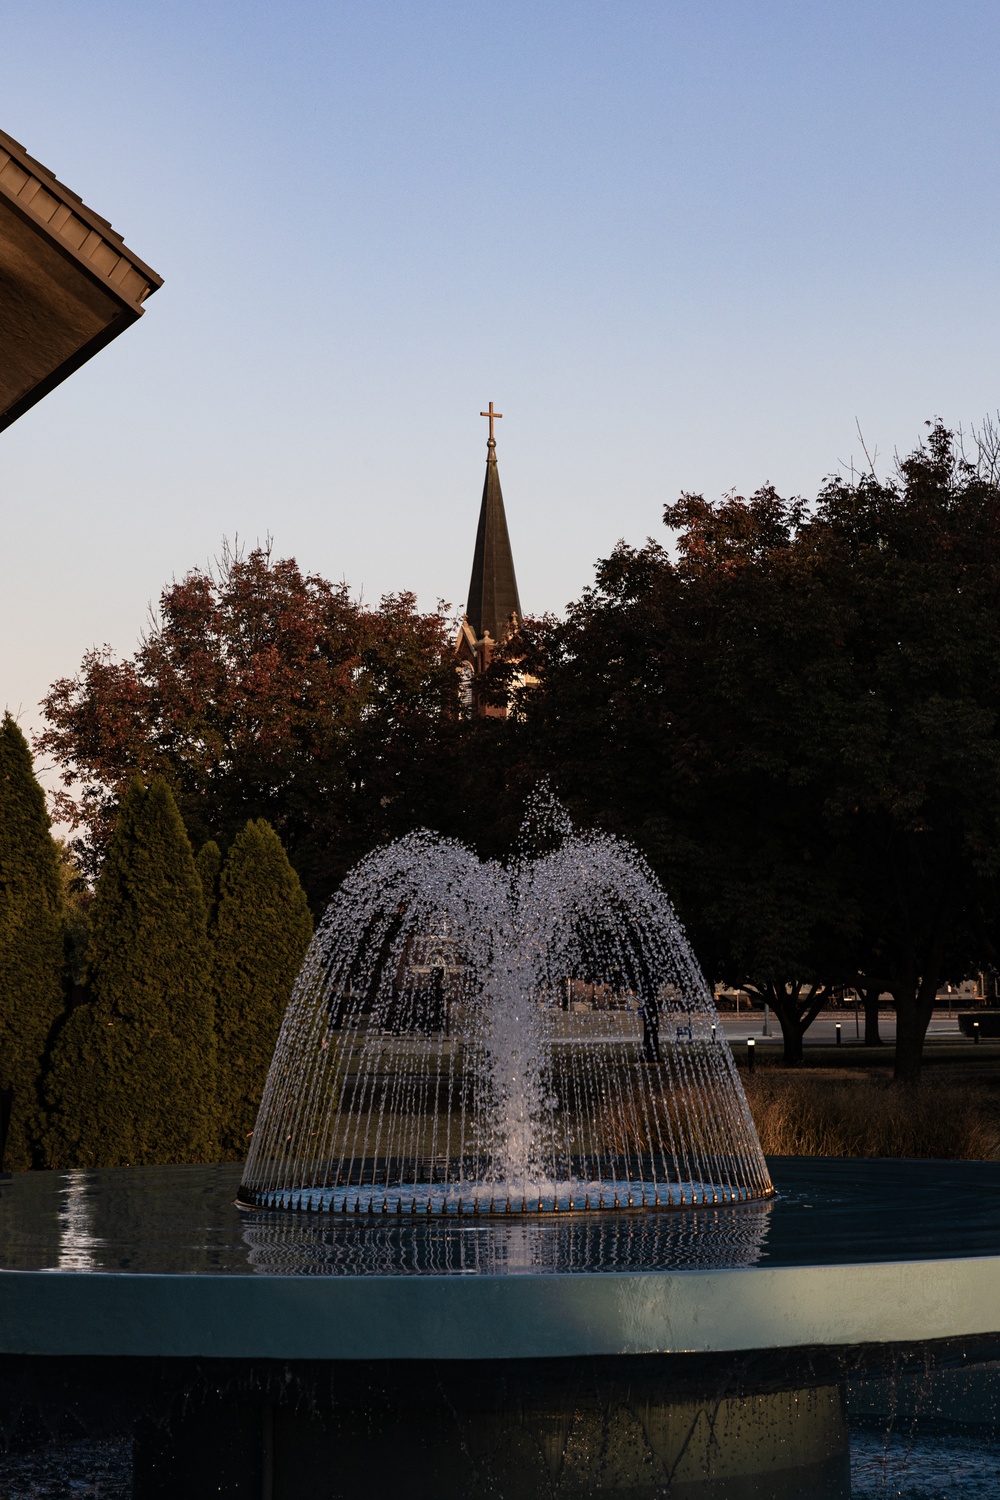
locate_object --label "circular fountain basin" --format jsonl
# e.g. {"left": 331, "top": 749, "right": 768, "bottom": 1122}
{"left": 1, "top": 1157, "right": 999, "bottom": 1361}
{"left": 3, "top": 1158, "right": 999, "bottom": 1499}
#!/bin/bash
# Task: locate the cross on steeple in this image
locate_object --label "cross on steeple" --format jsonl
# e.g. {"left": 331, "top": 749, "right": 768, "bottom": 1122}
{"left": 480, "top": 401, "right": 503, "bottom": 445}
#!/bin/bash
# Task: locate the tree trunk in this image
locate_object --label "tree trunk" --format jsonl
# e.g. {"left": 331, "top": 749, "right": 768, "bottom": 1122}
{"left": 892, "top": 979, "right": 936, "bottom": 1084}
{"left": 771, "top": 1004, "right": 805, "bottom": 1065}
{"left": 745, "top": 981, "right": 828, "bottom": 1066}
{"left": 861, "top": 985, "right": 883, "bottom": 1047}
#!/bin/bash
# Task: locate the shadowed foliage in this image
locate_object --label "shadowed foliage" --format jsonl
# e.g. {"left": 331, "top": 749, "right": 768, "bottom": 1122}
{"left": 213, "top": 819, "right": 313, "bottom": 1157}
{"left": 35, "top": 426, "right": 1000, "bottom": 1085}
{"left": 487, "top": 423, "right": 1000, "bottom": 1080}
{"left": 0, "top": 715, "right": 65, "bottom": 1169}
{"left": 42, "top": 777, "right": 217, "bottom": 1167}
{"left": 195, "top": 839, "right": 222, "bottom": 924}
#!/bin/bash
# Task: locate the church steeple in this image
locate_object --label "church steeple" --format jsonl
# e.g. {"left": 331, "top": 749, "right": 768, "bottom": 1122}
{"left": 465, "top": 402, "right": 521, "bottom": 645}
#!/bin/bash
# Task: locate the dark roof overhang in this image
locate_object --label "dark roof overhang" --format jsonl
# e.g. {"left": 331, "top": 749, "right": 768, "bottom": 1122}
{"left": 0, "top": 128, "right": 162, "bottom": 433}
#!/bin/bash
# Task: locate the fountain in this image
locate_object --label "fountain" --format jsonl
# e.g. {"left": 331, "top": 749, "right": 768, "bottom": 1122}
{"left": 238, "top": 807, "right": 773, "bottom": 1218}
{"left": 0, "top": 806, "right": 999, "bottom": 1497}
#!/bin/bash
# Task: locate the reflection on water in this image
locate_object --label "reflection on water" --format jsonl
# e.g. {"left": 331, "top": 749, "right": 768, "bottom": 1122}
{"left": 0, "top": 1410, "right": 995, "bottom": 1494}
{"left": 56, "top": 1172, "right": 103, "bottom": 1271}
{"left": 1, "top": 1407, "right": 999, "bottom": 1498}
{"left": 851, "top": 1428, "right": 1000, "bottom": 1498}
{"left": 1, "top": 1159, "right": 1000, "bottom": 1277}
{"left": 239, "top": 1196, "right": 773, "bottom": 1276}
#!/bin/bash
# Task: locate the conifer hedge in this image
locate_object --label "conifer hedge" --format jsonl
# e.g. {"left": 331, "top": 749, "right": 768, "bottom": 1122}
{"left": 213, "top": 820, "right": 312, "bottom": 1157}
{"left": 195, "top": 840, "right": 222, "bottom": 922}
{"left": 43, "top": 777, "right": 217, "bottom": 1167}
{"left": 0, "top": 715, "right": 65, "bottom": 1169}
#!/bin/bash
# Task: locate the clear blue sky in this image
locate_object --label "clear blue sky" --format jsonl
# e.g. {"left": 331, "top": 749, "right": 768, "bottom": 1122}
{"left": 4, "top": 2, "right": 1000, "bottom": 756}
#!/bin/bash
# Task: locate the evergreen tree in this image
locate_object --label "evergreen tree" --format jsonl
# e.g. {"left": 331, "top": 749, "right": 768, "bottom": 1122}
{"left": 213, "top": 820, "right": 312, "bottom": 1156}
{"left": 56, "top": 840, "right": 91, "bottom": 997}
{"left": 195, "top": 840, "right": 222, "bottom": 923}
{"left": 0, "top": 715, "right": 65, "bottom": 1169}
{"left": 43, "top": 777, "right": 217, "bottom": 1167}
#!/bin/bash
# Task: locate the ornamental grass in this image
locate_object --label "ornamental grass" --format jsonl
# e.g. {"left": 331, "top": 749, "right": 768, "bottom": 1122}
{"left": 743, "top": 1067, "right": 1000, "bottom": 1160}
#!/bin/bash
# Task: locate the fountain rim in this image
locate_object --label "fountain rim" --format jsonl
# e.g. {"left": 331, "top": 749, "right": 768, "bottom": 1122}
{"left": 233, "top": 1184, "right": 779, "bottom": 1216}
{"left": 4, "top": 1160, "right": 1000, "bottom": 1361}
{"left": 3, "top": 1255, "right": 1000, "bottom": 1361}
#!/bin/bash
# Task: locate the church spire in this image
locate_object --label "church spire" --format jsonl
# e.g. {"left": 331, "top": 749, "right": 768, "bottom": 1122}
{"left": 465, "top": 403, "right": 522, "bottom": 645}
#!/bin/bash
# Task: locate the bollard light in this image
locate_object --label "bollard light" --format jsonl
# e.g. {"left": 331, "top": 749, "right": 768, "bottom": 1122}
{"left": 711, "top": 1024, "right": 717, "bottom": 1042}
{"left": 835, "top": 1022, "right": 842, "bottom": 1046}
{"left": 974, "top": 1020, "right": 981, "bottom": 1045}
{"left": 746, "top": 1037, "right": 756, "bottom": 1073}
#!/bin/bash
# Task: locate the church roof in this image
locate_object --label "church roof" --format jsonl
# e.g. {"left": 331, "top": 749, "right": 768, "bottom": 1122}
{"left": 465, "top": 430, "right": 522, "bottom": 643}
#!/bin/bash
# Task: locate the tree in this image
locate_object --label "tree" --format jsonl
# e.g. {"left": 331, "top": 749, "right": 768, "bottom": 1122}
{"left": 37, "top": 544, "right": 460, "bottom": 911}
{"left": 497, "top": 425, "right": 1000, "bottom": 1080}
{"left": 0, "top": 715, "right": 66, "bottom": 1168}
{"left": 488, "top": 493, "right": 860, "bottom": 1065}
{"left": 856, "top": 980, "right": 885, "bottom": 1048}
{"left": 798, "top": 427, "right": 1000, "bottom": 1080}
{"left": 195, "top": 840, "right": 222, "bottom": 923}
{"left": 42, "top": 777, "right": 217, "bottom": 1167}
{"left": 740, "top": 982, "right": 834, "bottom": 1065}
{"left": 212, "top": 819, "right": 313, "bottom": 1156}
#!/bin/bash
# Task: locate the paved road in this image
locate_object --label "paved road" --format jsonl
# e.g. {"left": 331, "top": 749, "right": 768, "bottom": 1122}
{"left": 718, "top": 1011, "right": 971, "bottom": 1046}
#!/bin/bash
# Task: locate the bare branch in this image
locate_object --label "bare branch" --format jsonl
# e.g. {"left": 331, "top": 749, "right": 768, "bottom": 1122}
{"left": 854, "top": 419, "right": 879, "bottom": 479}
{"left": 970, "top": 412, "right": 1000, "bottom": 485}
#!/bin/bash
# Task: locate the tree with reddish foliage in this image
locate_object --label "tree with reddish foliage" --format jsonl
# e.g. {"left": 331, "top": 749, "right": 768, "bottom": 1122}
{"left": 38, "top": 545, "right": 460, "bottom": 910}
{"left": 494, "top": 424, "right": 1000, "bottom": 1081}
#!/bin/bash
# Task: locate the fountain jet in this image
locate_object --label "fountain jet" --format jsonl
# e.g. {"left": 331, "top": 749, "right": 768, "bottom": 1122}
{"left": 239, "top": 810, "right": 772, "bottom": 1215}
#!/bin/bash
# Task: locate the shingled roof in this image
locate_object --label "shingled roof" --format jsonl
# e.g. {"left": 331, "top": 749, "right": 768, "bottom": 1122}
{"left": 0, "top": 127, "right": 162, "bottom": 433}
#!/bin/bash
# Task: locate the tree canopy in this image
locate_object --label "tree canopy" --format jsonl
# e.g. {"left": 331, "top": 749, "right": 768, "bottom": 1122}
{"left": 38, "top": 544, "right": 460, "bottom": 910}
{"left": 492, "top": 424, "right": 1000, "bottom": 1077}
{"left": 35, "top": 425, "right": 1000, "bottom": 1082}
